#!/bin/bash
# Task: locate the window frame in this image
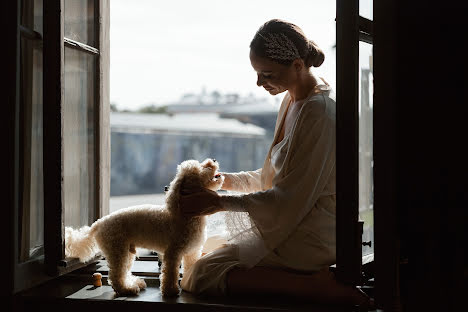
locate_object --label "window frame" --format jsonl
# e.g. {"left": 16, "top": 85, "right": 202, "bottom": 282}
{"left": 372, "top": 0, "right": 399, "bottom": 308}
{"left": 18, "top": 4, "right": 43, "bottom": 262}
{"left": 336, "top": 0, "right": 400, "bottom": 309}
{"left": 43, "top": 0, "right": 110, "bottom": 277}
{"left": 3, "top": 0, "right": 401, "bottom": 305}
{"left": 13, "top": 0, "right": 51, "bottom": 293}
{"left": 336, "top": 0, "right": 362, "bottom": 286}
{"left": 335, "top": 0, "right": 375, "bottom": 286}
{"left": 5, "top": 0, "right": 110, "bottom": 294}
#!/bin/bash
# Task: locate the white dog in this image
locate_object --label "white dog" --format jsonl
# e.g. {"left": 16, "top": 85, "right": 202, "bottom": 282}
{"left": 65, "top": 158, "right": 224, "bottom": 297}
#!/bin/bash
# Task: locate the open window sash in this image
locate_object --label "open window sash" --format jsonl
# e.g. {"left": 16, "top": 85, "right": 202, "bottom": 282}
{"left": 336, "top": 0, "right": 375, "bottom": 284}
{"left": 43, "top": 0, "right": 110, "bottom": 277}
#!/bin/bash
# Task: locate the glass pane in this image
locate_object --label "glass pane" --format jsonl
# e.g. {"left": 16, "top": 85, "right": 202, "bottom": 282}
{"left": 359, "top": 0, "right": 373, "bottom": 20}
{"left": 359, "top": 41, "right": 374, "bottom": 256}
{"left": 21, "top": 0, "right": 43, "bottom": 35}
{"left": 64, "top": 0, "right": 95, "bottom": 47}
{"left": 64, "top": 47, "right": 96, "bottom": 229}
{"left": 19, "top": 37, "right": 44, "bottom": 261}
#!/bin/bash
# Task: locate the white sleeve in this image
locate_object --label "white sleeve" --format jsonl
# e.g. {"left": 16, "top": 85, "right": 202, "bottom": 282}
{"left": 219, "top": 104, "right": 336, "bottom": 249}
{"left": 222, "top": 169, "right": 262, "bottom": 193}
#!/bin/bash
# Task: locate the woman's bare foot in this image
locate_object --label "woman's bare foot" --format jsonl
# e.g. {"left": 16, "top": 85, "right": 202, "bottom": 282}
{"left": 310, "top": 268, "right": 375, "bottom": 309}
{"left": 227, "top": 266, "right": 375, "bottom": 309}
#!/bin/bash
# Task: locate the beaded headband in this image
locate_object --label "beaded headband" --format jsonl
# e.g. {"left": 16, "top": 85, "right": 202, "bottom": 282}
{"left": 258, "top": 32, "right": 300, "bottom": 61}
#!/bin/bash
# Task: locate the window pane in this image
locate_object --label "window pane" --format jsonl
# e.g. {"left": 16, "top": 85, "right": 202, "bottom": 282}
{"left": 19, "top": 37, "right": 44, "bottom": 261}
{"left": 64, "top": 47, "right": 96, "bottom": 229}
{"left": 359, "top": 0, "right": 373, "bottom": 20}
{"left": 21, "top": 0, "right": 43, "bottom": 35}
{"left": 359, "top": 41, "right": 374, "bottom": 256}
{"left": 64, "top": 0, "right": 95, "bottom": 47}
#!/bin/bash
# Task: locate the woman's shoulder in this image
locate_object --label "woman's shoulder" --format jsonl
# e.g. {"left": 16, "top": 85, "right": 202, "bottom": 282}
{"left": 301, "top": 90, "right": 336, "bottom": 122}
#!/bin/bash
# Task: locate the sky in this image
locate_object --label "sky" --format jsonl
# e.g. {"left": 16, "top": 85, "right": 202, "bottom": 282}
{"left": 109, "top": 0, "right": 339, "bottom": 111}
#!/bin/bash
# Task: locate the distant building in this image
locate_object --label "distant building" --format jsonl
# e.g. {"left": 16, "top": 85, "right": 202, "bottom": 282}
{"left": 220, "top": 100, "right": 279, "bottom": 138}
{"left": 163, "top": 91, "right": 280, "bottom": 137}
{"left": 110, "top": 112, "right": 270, "bottom": 196}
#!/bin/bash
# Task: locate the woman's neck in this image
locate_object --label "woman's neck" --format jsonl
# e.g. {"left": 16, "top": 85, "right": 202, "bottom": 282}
{"left": 288, "top": 73, "right": 320, "bottom": 102}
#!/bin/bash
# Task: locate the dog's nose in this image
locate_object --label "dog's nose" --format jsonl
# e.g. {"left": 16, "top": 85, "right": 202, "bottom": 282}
{"left": 212, "top": 158, "right": 216, "bottom": 162}
{"left": 214, "top": 174, "right": 221, "bottom": 179}
{"left": 164, "top": 185, "right": 169, "bottom": 192}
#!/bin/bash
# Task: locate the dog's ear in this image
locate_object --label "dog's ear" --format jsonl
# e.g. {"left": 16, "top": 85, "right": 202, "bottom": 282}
{"left": 201, "top": 158, "right": 219, "bottom": 171}
{"left": 177, "top": 160, "right": 201, "bottom": 175}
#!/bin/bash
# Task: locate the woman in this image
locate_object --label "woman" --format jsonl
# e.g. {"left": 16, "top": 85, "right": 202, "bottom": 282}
{"left": 179, "top": 19, "right": 373, "bottom": 308}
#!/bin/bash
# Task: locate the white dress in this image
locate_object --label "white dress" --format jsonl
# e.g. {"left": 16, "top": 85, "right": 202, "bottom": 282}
{"left": 181, "top": 85, "right": 336, "bottom": 296}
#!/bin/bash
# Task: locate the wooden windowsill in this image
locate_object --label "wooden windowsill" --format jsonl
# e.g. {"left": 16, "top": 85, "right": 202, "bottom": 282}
{"left": 16, "top": 278, "right": 359, "bottom": 312}
{"left": 15, "top": 261, "right": 365, "bottom": 312}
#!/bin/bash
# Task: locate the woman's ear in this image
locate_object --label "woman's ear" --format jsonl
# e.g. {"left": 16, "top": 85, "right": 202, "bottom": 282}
{"left": 293, "top": 58, "right": 304, "bottom": 72}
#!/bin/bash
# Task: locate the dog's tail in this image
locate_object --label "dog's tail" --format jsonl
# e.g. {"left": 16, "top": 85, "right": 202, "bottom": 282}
{"left": 65, "top": 225, "right": 99, "bottom": 263}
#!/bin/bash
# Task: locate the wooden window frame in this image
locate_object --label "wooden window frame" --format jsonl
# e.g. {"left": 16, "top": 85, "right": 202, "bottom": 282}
{"left": 335, "top": 0, "right": 375, "bottom": 285}
{"left": 372, "top": 0, "right": 399, "bottom": 309}
{"left": 43, "top": 0, "right": 110, "bottom": 277}
{"left": 13, "top": 1, "right": 50, "bottom": 293}
{"left": 337, "top": 0, "right": 400, "bottom": 309}
{"left": 1, "top": 2, "right": 401, "bottom": 308}
{"left": 4, "top": 0, "right": 110, "bottom": 294}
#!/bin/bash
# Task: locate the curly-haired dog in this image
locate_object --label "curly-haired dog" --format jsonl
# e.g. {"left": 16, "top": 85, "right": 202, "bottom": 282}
{"left": 65, "top": 159, "right": 224, "bottom": 297}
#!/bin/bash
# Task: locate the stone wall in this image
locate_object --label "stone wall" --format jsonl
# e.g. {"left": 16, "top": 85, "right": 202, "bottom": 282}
{"left": 110, "top": 131, "right": 270, "bottom": 196}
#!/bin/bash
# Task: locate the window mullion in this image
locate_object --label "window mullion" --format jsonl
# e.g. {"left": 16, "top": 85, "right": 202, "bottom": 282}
{"left": 336, "top": 0, "right": 361, "bottom": 286}
{"left": 64, "top": 37, "right": 99, "bottom": 55}
{"left": 19, "top": 25, "right": 42, "bottom": 41}
{"left": 43, "top": 0, "right": 65, "bottom": 276}
{"left": 358, "top": 16, "right": 373, "bottom": 37}
{"left": 373, "top": 0, "right": 400, "bottom": 308}
{"left": 358, "top": 16, "right": 373, "bottom": 44}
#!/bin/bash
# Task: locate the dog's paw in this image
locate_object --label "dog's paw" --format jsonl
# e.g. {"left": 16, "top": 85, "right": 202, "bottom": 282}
{"left": 135, "top": 277, "right": 147, "bottom": 290}
{"left": 160, "top": 283, "right": 181, "bottom": 297}
{"left": 113, "top": 284, "right": 141, "bottom": 296}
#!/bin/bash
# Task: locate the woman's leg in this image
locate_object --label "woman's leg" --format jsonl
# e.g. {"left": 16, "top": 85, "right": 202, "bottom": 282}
{"left": 226, "top": 266, "right": 374, "bottom": 308}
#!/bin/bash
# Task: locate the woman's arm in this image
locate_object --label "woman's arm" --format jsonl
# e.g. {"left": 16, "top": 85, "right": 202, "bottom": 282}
{"left": 179, "top": 188, "right": 224, "bottom": 218}
{"left": 219, "top": 106, "right": 336, "bottom": 250}
{"left": 178, "top": 169, "right": 263, "bottom": 217}
{"left": 180, "top": 104, "right": 335, "bottom": 228}
{"left": 221, "top": 169, "right": 262, "bottom": 193}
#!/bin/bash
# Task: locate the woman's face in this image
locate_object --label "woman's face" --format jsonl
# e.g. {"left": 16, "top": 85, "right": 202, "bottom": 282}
{"left": 249, "top": 50, "right": 296, "bottom": 95}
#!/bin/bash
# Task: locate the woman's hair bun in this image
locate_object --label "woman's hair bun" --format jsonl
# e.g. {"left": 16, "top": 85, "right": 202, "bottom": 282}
{"left": 305, "top": 40, "right": 325, "bottom": 68}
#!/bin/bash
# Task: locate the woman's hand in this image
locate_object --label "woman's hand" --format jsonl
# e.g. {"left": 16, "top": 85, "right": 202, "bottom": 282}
{"left": 179, "top": 188, "right": 223, "bottom": 218}
{"left": 220, "top": 173, "right": 234, "bottom": 191}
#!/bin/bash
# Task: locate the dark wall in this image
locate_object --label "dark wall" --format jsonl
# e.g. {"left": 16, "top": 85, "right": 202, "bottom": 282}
{"left": 391, "top": 2, "right": 468, "bottom": 311}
